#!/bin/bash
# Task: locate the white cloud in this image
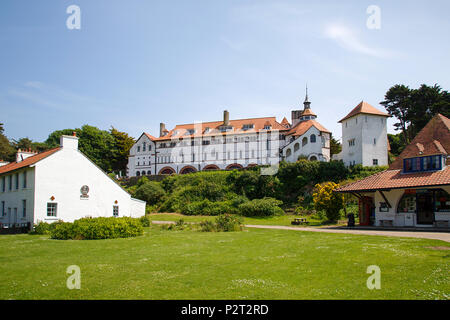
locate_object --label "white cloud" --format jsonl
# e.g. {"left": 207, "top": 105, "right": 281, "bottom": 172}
{"left": 324, "top": 24, "right": 393, "bottom": 58}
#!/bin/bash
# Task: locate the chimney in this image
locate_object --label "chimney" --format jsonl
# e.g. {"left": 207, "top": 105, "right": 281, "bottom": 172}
{"left": 291, "top": 110, "right": 302, "bottom": 127}
{"left": 16, "top": 148, "right": 38, "bottom": 163}
{"left": 160, "top": 123, "right": 166, "bottom": 137}
{"left": 0, "top": 160, "right": 10, "bottom": 167}
{"left": 60, "top": 134, "right": 79, "bottom": 150}
{"left": 223, "top": 110, "right": 230, "bottom": 126}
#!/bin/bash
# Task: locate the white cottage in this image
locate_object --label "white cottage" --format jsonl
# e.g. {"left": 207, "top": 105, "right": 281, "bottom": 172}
{"left": 336, "top": 114, "right": 450, "bottom": 228}
{"left": 0, "top": 134, "right": 145, "bottom": 228}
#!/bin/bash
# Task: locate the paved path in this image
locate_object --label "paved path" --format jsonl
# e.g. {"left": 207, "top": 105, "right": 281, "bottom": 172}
{"left": 151, "top": 220, "right": 450, "bottom": 243}
{"left": 245, "top": 225, "right": 450, "bottom": 243}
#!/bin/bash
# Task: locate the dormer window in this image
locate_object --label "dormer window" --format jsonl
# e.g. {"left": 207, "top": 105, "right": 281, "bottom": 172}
{"left": 204, "top": 127, "right": 210, "bottom": 133}
{"left": 264, "top": 125, "right": 271, "bottom": 130}
{"left": 219, "top": 125, "right": 232, "bottom": 132}
{"left": 243, "top": 124, "right": 254, "bottom": 130}
{"left": 186, "top": 129, "right": 195, "bottom": 135}
{"left": 403, "top": 155, "right": 443, "bottom": 173}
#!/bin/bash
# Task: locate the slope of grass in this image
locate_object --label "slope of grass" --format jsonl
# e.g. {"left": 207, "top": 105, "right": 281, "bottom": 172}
{"left": 148, "top": 213, "right": 326, "bottom": 226}
{"left": 0, "top": 227, "right": 448, "bottom": 299}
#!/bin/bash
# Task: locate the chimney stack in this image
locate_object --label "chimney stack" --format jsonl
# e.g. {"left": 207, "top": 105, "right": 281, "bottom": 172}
{"left": 60, "top": 134, "right": 79, "bottom": 150}
{"left": 223, "top": 110, "right": 230, "bottom": 126}
{"left": 160, "top": 123, "right": 166, "bottom": 137}
{"left": 15, "top": 148, "right": 38, "bottom": 163}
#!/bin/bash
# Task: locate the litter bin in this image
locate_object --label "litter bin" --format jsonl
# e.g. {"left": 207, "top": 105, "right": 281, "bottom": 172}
{"left": 347, "top": 213, "right": 355, "bottom": 227}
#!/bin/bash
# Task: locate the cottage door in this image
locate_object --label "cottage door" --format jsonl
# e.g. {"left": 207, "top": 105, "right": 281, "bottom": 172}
{"left": 416, "top": 192, "right": 434, "bottom": 225}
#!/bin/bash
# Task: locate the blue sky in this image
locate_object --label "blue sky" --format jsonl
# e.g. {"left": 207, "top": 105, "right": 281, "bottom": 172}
{"left": 1, "top": 0, "right": 449, "bottom": 142}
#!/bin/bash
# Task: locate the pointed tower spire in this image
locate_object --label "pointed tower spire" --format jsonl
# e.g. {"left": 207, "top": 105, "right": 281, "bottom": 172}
{"left": 303, "top": 84, "right": 311, "bottom": 109}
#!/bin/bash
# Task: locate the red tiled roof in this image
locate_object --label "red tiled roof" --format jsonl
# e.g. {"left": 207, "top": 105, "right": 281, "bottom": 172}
{"left": 144, "top": 133, "right": 157, "bottom": 141}
{"left": 338, "top": 101, "right": 389, "bottom": 123}
{"left": 0, "top": 147, "right": 61, "bottom": 175}
{"left": 286, "top": 119, "right": 331, "bottom": 137}
{"left": 281, "top": 117, "right": 290, "bottom": 128}
{"left": 390, "top": 114, "right": 450, "bottom": 170}
{"left": 301, "top": 108, "right": 316, "bottom": 117}
{"left": 335, "top": 167, "right": 450, "bottom": 192}
{"left": 153, "top": 116, "right": 289, "bottom": 141}
{"left": 336, "top": 113, "right": 450, "bottom": 193}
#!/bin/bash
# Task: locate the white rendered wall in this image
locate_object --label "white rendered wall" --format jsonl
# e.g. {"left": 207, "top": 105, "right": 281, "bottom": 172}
{"left": 341, "top": 116, "right": 363, "bottom": 166}
{"left": 282, "top": 127, "right": 330, "bottom": 162}
{"left": 0, "top": 168, "right": 35, "bottom": 225}
{"left": 361, "top": 115, "right": 388, "bottom": 167}
{"left": 34, "top": 147, "right": 145, "bottom": 224}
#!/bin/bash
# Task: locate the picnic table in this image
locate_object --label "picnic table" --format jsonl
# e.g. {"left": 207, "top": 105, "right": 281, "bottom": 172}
{"left": 291, "top": 218, "right": 308, "bottom": 225}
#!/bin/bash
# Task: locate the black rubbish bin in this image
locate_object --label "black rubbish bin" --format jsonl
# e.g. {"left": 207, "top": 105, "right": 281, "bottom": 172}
{"left": 347, "top": 213, "right": 355, "bottom": 227}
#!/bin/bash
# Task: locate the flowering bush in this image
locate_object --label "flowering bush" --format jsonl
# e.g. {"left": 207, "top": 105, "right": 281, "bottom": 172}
{"left": 312, "top": 182, "right": 344, "bottom": 222}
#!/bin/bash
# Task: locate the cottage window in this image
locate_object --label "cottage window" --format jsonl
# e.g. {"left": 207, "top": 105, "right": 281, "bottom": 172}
{"left": 435, "top": 190, "right": 450, "bottom": 212}
{"left": 113, "top": 205, "right": 119, "bottom": 217}
{"left": 403, "top": 155, "right": 442, "bottom": 173}
{"left": 15, "top": 173, "right": 19, "bottom": 190}
{"left": 22, "top": 200, "right": 26, "bottom": 217}
{"left": 1, "top": 201, "right": 5, "bottom": 216}
{"left": 397, "top": 194, "right": 416, "bottom": 213}
{"left": 23, "top": 172, "right": 27, "bottom": 188}
{"left": 302, "top": 137, "right": 308, "bottom": 146}
{"left": 1, "top": 177, "right": 5, "bottom": 192}
{"left": 47, "top": 203, "right": 58, "bottom": 217}
{"left": 137, "top": 146, "right": 140, "bottom": 152}
{"left": 373, "top": 159, "right": 378, "bottom": 165}
{"left": 143, "top": 142, "right": 146, "bottom": 152}
{"left": 310, "top": 134, "right": 316, "bottom": 143}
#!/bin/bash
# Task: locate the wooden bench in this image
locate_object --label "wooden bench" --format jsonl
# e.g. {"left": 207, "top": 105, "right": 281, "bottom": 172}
{"left": 291, "top": 218, "right": 308, "bottom": 225}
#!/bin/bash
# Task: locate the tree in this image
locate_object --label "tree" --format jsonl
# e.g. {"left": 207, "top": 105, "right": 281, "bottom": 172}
{"left": 380, "top": 84, "right": 412, "bottom": 144}
{"left": 407, "top": 84, "right": 450, "bottom": 139}
{"left": 312, "top": 182, "right": 344, "bottom": 222}
{"left": 0, "top": 122, "right": 15, "bottom": 162}
{"left": 330, "top": 135, "right": 342, "bottom": 157}
{"left": 109, "top": 127, "right": 135, "bottom": 174}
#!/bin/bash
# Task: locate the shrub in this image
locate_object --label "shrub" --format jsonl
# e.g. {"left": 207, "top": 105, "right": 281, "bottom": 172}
{"left": 182, "top": 200, "right": 238, "bottom": 216}
{"left": 199, "top": 214, "right": 243, "bottom": 232}
{"left": 50, "top": 217, "right": 144, "bottom": 240}
{"left": 30, "top": 220, "right": 64, "bottom": 235}
{"left": 134, "top": 181, "right": 166, "bottom": 205}
{"left": 238, "top": 197, "right": 284, "bottom": 217}
{"left": 312, "top": 182, "right": 344, "bottom": 222}
{"left": 139, "top": 215, "right": 151, "bottom": 227}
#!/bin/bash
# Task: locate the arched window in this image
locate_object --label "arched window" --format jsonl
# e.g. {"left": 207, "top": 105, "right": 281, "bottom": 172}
{"left": 397, "top": 193, "right": 416, "bottom": 213}
{"left": 142, "top": 171, "right": 146, "bottom": 176}
{"left": 310, "top": 134, "right": 316, "bottom": 143}
{"left": 286, "top": 148, "right": 292, "bottom": 157}
{"left": 294, "top": 143, "right": 300, "bottom": 152}
{"left": 309, "top": 156, "right": 317, "bottom": 161}
{"left": 147, "top": 171, "right": 152, "bottom": 175}
{"left": 302, "top": 137, "right": 308, "bottom": 146}
{"left": 136, "top": 171, "right": 140, "bottom": 176}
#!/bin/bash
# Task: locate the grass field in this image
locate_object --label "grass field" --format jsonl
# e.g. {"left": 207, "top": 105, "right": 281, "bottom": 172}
{"left": 147, "top": 213, "right": 328, "bottom": 226}
{"left": 0, "top": 226, "right": 448, "bottom": 300}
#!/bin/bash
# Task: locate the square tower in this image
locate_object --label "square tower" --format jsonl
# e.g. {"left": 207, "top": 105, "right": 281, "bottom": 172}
{"left": 338, "top": 101, "right": 390, "bottom": 167}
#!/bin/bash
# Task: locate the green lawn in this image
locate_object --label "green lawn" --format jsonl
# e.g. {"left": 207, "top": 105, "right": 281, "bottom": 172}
{"left": 148, "top": 213, "right": 327, "bottom": 226}
{"left": 0, "top": 226, "right": 448, "bottom": 299}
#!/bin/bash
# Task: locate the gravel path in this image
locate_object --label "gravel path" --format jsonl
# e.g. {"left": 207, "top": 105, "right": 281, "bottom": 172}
{"left": 151, "top": 220, "right": 450, "bottom": 242}
{"left": 245, "top": 224, "right": 450, "bottom": 243}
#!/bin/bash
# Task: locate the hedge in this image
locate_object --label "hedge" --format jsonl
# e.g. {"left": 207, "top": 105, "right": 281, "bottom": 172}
{"left": 50, "top": 217, "right": 144, "bottom": 240}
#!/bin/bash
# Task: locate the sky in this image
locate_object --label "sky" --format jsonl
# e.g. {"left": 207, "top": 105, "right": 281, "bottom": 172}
{"left": 1, "top": 0, "right": 449, "bottom": 143}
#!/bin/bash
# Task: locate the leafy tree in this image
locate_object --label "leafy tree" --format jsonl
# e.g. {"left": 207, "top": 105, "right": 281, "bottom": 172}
{"left": 110, "top": 127, "right": 135, "bottom": 174}
{"left": 330, "top": 135, "right": 342, "bottom": 157}
{"left": 407, "top": 84, "right": 450, "bottom": 138}
{"left": 312, "top": 182, "right": 344, "bottom": 222}
{"left": 387, "top": 133, "right": 405, "bottom": 157}
{"left": 380, "top": 84, "right": 412, "bottom": 144}
{"left": 0, "top": 122, "right": 15, "bottom": 162}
